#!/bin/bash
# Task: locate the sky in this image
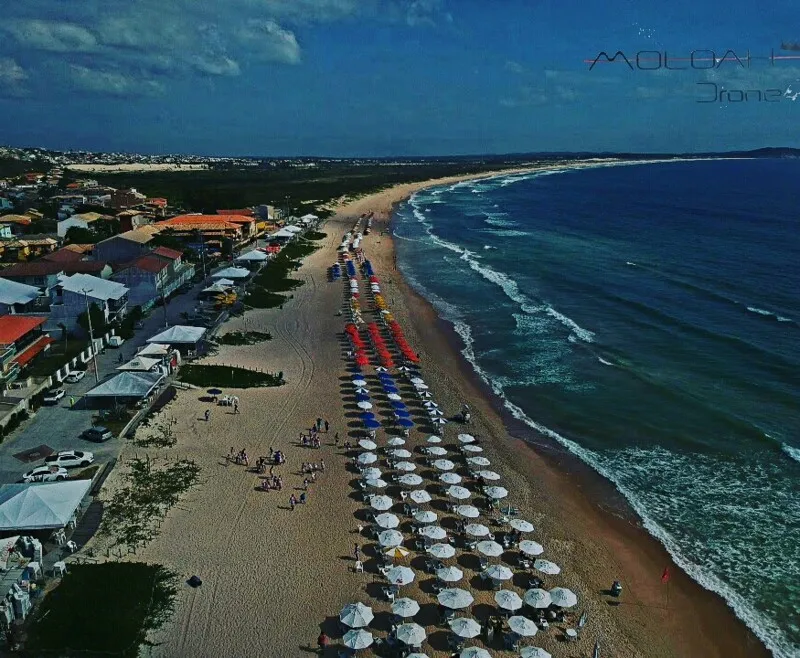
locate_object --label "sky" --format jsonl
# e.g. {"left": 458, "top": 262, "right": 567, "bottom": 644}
{"left": 0, "top": 0, "right": 799, "bottom": 156}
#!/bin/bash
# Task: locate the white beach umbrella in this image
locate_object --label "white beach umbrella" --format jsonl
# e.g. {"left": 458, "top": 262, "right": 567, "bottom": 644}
{"left": 419, "top": 525, "right": 447, "bottom": 540}
{"left": 375, "top": 513, "right": 400, "bottom": 529}
{"left": 370, "top": 495, "right": 394, "bottom": 511}
{"left": 365, "top": 478, "right": 388, "bottom": 488}
{"left": 361, "top": 467, "right": 382, "bottom": 481}
{"left": 386, "top": 565, "right": 416, "bottom": 586}
{"left": 519, "top": 540, "right": 544, "bottom": 556}
{"left": 520, "top": 648, "right": 552, "bottom": 658}
{"left": 431, "top": 417, "right": 447, "bottom": 424}
{"left": 462, "top": 444, "right": 483, "bottom": 453}
{"left": 339, "top": 602, "right": 374, "bottom": 628}
{"left": 428, "top": 408, "right": 445, "bottom": 417}
{"left": 406, "top": 654, "right": 430, "bottom": 658}
{"left": 438, "top": 588, "right": 474, "bottom": 609}
{"left": 359, "top": 439, "right": 378, "bottom": 450}
{"left": 524, "top": 588, "right": 552, "bottom": 609}
{"left": 426, "top": 435, "right": 442, "bottom": 444}
{"left": 460, "top": 648, "right": 490, "bottom": 658}
{"left": 387, "top": 437, "right": 406, "bottom": 446}
{"left": 395, "top": 461, "right": 417, "bottom": 472}
{"left": 410, "top": 377, "right": 425, "bottom": 385}
{"left": 357, "top": 401, "right": 373, "bottom": 410}
{"left": 398, "top": 366, "right": 412, "bottom": 372}
{"left": 389, "top": 448, "right": 412, "bottom": 459}
{"left": 495, "top": 589, "right": 523, "bottom": 611}
{"left": 414, "top": 383, "right": 429, "bottom": 390}
{"left": 549, "top": 587, "right": 578, "bottom": 608}
{"left": 423, "top": 401, "right": 439, "bottom": 408}
{"left": 396, "top": 622, "right": 426, "bottom": 646}
{"left": 510, "top": 519, "right": 535, "bottom": 533}
{"left": 433, "top": 459, "right": 456, "bottom": 471}
{"left": 534, "top": 559, "right": 561, "bottom": 575}
{"left": 476, "top": 540, "right": 504, "bottom": 557}
{"left": 508, "top": 616, "right": 539, "bottom": 637}
{"left": 358, "top": 452, "right": 378, "bottom": 465}
{"left": 465, "top": 523, "right": 491, "bottom": 537}
{"left": 409, "top": 490, "right": 432, "bottom": 504}
{"left": 436, "top": 565, "right": 464, "bottom": 582}
{"left": 352, "top": 378, "right": 367, "bottom": 387}
{"left": 426, "top": 446, "right": 448, "bottom": 456}
{"left": 375, "top": 366, "right": 388, "bottom": 372}
{"left": 476, "top": 470, "right": 500, "bottom": 481}
{"left": 445, "top": 485, "right": 471, "bottom": 500}
{"left": 427, "top": 543, "right": 456, "bottom": 559}
{"left": 413, "top": 510, "right": 438, "bottom": 524}
{"left": 449, "top": 617, "right": 481, "bottom": 639}
{"left": 355, "top": 387, "right": 370, "bottom": 394}
{"left": 484, "top": 564, "right": 513, "bottom": 581}
{"left": 455, "top": 504, "right": 480, "bottom": 518}
{"left": 439, "top": 472, "right": 462, "bottom": 484}
{"left": 378, "top": 529, "right": 404, "bottom": 547}
{"left": 387, "top": 393, "right": 402, "bottom": 401}
{"left": 392, "top": 597, "right": 421, "bottom": 618}
{"left": 484, "top": 486, "right": 508, "bottom": 499}
{"left": 398, "top": 474, "right": 423, "bottom": 486}
{"left": 466, "top": 456, "right": 490, "bottom": 467}
{"left": 457, "top": 434, "right": 476, "bottom": 444}
{"left": 343, "top": 629, "right": 374, "bottom": 650}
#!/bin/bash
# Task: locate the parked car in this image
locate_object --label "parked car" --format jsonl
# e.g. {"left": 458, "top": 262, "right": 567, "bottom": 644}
{"left": 65, "top": 370, "right": 86, "bottom": 383}
{"left": 82, "top": 426, "right": 113, "bottom": 442}
{"left": 107, "top": 335, "right": 125, "bottom": 348}
{"left": 22, "top": 465, "right": 68, "bottom": 483}
{"left": 42, "top": 388, "right": 65, "bottom": 404}
{"left": 44, "top": 450, "right": 94, "bottom": 468}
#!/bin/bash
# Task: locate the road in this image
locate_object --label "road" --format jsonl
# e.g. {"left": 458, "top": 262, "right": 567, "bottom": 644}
{"left": 0, "top": 278, "right": 211, "bottom": 485}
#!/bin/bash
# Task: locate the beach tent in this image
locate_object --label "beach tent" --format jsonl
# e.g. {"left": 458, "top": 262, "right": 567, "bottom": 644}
{"left": 137, "top": 343, "right": 170, "bottom": 357}
{"left": 270, "top": 228, "right": 296, "bottom": 240}
{"left": 212, "top": 267, "right": 251, "bottom": 280}
{"left": 85, "top": 371, "right": 164, "bottom": 399}
{"left": 284, "top": 225, "right": 303, "bottom": 233}
{"left": 201, "top": 282, "right": 232, "bottom": 295}
{"left": 116, "top": 356, "right": 161, "bottom": 372}
{"left": 148, "top": 325, "right": 207, "bottom": 345}
{"left": 300, "top": 213, "right": 319, "bottom": 224}
{"left": 215, "top": 278, "right": 235, "bottom": 287}
{"left": 0, "top": 480, "right": 92, "bottom": 531}
{"left": 235, "top": 250, "right": 268, "bottom": 263}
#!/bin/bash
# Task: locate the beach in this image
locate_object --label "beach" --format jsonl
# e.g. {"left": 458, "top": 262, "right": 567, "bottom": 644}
{"left": 86, "top": 164, "right": 771, "bottom": 658}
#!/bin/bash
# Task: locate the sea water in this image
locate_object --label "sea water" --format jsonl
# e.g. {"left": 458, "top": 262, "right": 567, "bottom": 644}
{"left": 392, "top": 158, "right": 800, "bottom": 658}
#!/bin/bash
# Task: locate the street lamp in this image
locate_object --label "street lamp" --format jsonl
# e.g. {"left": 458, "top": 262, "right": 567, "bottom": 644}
{"left": 81, "top": 288, "right": 101, "bottom": 384}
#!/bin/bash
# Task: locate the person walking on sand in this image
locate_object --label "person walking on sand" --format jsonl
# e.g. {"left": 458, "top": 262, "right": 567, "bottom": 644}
{"left": 324, "top": 419, "right": 329, "bottom": 433}
{"left": 334, "top": 432, "right": 340, "bottom": 447}
{"left": 317, "top": 631, "right": 330, "bottom": 654}
{"left": 228, "top": 447, "right": 235, "bottom": 462}
{"left": 320, "top": 459, "right": 326, "bottom": 473}
{"left": 69, "top": 396, "right": 75, "bottom": 407}
{"left": 289, "top": 494, "right": 297, "bottom": 511}
{"left": 316, "top": 417, "right": 322, "bottom": 431}
{"left": 204, "top": 409, "right": 210, "bottom": 422}
{"left": 353, "top": 543, "right": 361, "bottom": 562}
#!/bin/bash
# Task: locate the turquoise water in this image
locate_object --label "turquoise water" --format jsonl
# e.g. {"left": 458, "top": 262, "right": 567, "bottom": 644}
{"left": 392, "top": 159, "right": 800, "bottom": 658}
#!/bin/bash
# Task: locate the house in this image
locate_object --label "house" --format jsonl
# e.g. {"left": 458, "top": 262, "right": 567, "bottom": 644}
{"left": 0, "top": 315, "right": 54, "bottom": 387}
{"left": 116, "top": 210, "right": 151, "bottom": 233}
{"left": 0, "top": 225, "right": 12, "bottom": 240}
{"left": 112, "top": 246, "right": 194, "bottom": 311}
{"left": 48, "top": 273, "right": 129, "bottom": 335}
{"left": 0, "top": 198, "right": 12, "bottom": 211}
{"left": 93, "top": 228, "right": 161, "bottom": 264}
{"left": 56, "top": 212, "right": 114, "bottom": 238}
{"left": 1, "top": 237, "right": 59, "bottom": 262}
{"left": 0, "top": 278, "right": 45, "bottom": 315}
{"left": 0, "top": 259, "right": 112, "bottom": 294}
{"left": 110, "top": 188, "right": 146, "bottom": 210}
{"left": 156, "top": 214, "right": 253, "bottom": 246}
{"left": 0, "top": 215, "right": 32, "bottom": 236}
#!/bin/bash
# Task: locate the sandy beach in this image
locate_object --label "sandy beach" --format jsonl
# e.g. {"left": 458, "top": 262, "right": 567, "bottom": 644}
{"left": 84, "top": 163, "right": 771, "bottom": 658}
{"left": 65, "top": 163, "right": 209, "bottom": 173}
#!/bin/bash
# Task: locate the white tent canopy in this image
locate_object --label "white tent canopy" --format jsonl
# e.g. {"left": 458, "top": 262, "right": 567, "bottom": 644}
{"left": 215, "top": 278, "right": 235, "bottom": 287}
{"left": 116, "top": 356, "right": 161, "bottom": 372}
{"left": 212, "top": 267, "right": 250, "bottom": 280}
{"left": 148, "top": 325, "right": 206, "bottom": 345}
{"left": 270, "top": 228, "right": 296, "bottom": 239}
{"left": 137, "top": 343, "right": 170, "bottom": 357}
{"left": 202, "top": 283, "right": 232, "bottom": 294}
{"left": 86, "top": 371, "right": 163, "bottom": 398}
{"left": 0, "top": 480, "right": 92, "bottom": 531}
{"left": 235, "top": 250, "right": 268, "bottom": 262}
{"left": 284, "top": 225, "right": 303, "bottom": 233}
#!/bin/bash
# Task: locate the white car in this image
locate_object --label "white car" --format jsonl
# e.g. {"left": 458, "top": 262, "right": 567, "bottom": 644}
{"left": 65, "top": 371, "right": 86, "bottom": 383}
{"left": 22, "top": 465, "right": 68, "bottom": 483}
{"left": 43, "top": 389, "right": 65, "bottom": 404}
{"left": 44, "top": 450, "right": 94, "bottom": 468}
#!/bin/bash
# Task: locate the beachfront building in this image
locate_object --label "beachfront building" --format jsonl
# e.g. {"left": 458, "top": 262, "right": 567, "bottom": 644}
{"left": 147, "top": 325, "right": 206, "bottom": 356}
{"left": 0, "top": 279, "right": 45, "bottom": 315}
{"left": 111, "top": 247, "right": 194, "bottom": 311}
{"left": 1, "top": 237, "right": 59, "bottom": 262}
{"left": 48, "top": 273, "right": 129, "bottom": 335}
{"left": 0, "top": 315, "right": 54, "bottom": 389}
{"left": 92, "top": 227, "right": 162, "bottom": 264}
{"left": 156, "top": 214, "right": 255, "bottom": 250}
{"left": 84, "top": 370, "right": 164, "bottom": 408}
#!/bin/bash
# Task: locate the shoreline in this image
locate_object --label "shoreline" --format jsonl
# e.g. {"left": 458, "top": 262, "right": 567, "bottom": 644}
{"left": 334, "top": 162, "right": 772, "bottom": 657}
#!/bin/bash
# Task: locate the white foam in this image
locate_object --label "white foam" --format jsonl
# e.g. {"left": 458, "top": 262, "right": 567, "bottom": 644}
{"left": 747, "top": 306, "right": 773, "bottom": 316}
{"left": 482, "top": 229, "right": 531, "bottom": 238}
{"left": 598, "top": 356, "right": 614, "bottom": 366}
{"left": 483, "top": 245, "right": 496, "bottom": 250}
{"left": 782, "top": 443, "right": 800, "bottom": 464}
{"left": 544, "top": 306, "right": 596, "bottom": 343}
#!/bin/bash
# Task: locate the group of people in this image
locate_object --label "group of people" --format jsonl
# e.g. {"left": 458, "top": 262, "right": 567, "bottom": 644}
{"left": 258, "top": 474, "right": 284, "bottom": 491}
{"left": 300, "top": 417, "right": 330, "bottom": 448}
{"left": 229, "top": 447, "right": 249, "bottom": 465}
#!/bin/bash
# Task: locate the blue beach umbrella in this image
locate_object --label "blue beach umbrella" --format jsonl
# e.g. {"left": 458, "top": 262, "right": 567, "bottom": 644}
{"left": 395, "top": 409, "right": 412, "bottom": 418}
{"left": 356, "top": 394, "right": 371, "bottom": 402}
{"left": 397, "top": 418, "right": 414, "bottom": 428}
{"left": 360, "top": 412, "right": 376, "bottom": 421}
{"left": 364, "top": 419, "right": 382, "bottom": 430}
{"left": 378, "top": 372, "right": 394, "bottom": 379}
{"left": 383, "top": 387, "right": 400, "bottom": 396}
{"left": 391, "top": 401, "right": 407, "bottom": 410}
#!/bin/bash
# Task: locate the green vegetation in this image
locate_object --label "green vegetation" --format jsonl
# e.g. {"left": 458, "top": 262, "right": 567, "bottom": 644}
{"left": 77, "top": 302, "right": 109, "bottom": 336}
{"left": 241, "top": 238, "right": 318, "bottom": 309}
{"left": 64, "top": 226, "right": 95, "bottom": 244}
{"left": 116, "top": 305, "right": 144, "bottom": 340}
{"left": 242, "top": 288, "right": 285, "bottom": 308}
{"left": 305, "top": 230, "right": 327, "bottom": 240}
{"left": 23, "top": 562, "right": 178, "bottom": 658}
{"left": 215, "top": 330, "right": 272, "bottom": 346}
{"left": 0, "top": 410, "right": 30, "bottom": 442}
{"left": 178, "top": 364, "right": 284, "bottom": 388}
{"left": 100, "top": 456, "right": 201, "bottom": 550}
{"left": 26, "top": 340, "right": 90, "bottom": 378}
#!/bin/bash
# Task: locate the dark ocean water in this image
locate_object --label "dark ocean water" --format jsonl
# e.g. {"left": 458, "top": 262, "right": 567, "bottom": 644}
{"left": 392, "top": 159, "right": 800, "bottom": 657}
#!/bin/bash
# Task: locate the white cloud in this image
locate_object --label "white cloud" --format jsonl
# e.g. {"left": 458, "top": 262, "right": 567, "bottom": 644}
{"left": 4, "top": 20, "right": 98, "bottom": 53}
{"left": 191, "top": 55, "right": 242, "bottom": 77}
{"left": 0, "top": 58, "right": 27, "bottom": 85}
{"left": 406, "top": 0, "right": 445, "bottom": 27}
{"left": 238, "top": 20, "right": 302, "bottom": 64}
{"left": 67, "top": 65, "right": 165, "bottom": 97}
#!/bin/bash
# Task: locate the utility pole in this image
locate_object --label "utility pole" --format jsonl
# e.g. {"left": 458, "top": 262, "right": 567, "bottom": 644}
{"left": 81, "top": 289, "right": 100, "bottom": 384}
{"left": 198, "top": 231, "right": 207, "bottom": 279}
{"left": 159, "top": 284, "right": 169, "bottom": 328}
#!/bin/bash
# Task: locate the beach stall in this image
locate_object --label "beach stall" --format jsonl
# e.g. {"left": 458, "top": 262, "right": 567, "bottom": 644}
{"left": 84, "top": 370, "right": 164, "bottom": 407}
{"left": 211, "top": 266, "right": 251, "bottom": 281}
{"left": 147, "top": 325, "right": 207, "bottom": 356}
{"left": 0, "top": 481, "right": 92, "bottom": 535}
{"left": 116, "top": 356, "right": 162, "bottom": 373}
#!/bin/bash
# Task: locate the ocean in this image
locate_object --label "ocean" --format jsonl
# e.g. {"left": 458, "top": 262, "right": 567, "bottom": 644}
{"left": 391, "top": 158, "right": 800, "bottom": 658}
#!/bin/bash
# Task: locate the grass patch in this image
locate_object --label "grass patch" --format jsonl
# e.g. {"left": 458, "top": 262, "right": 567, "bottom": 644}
{"left": 100, "top": 456, "right": 201, "bottom": 550}
{"left": 252, "top": 269, "right": 303, "bottom": 292}
{"left": 23, "top": 562, "right": 178, "bottom": 658}
{"left": 242, "top": 288, "right": 285, "bottom": 309}
{"left": 177, "top": 364, "right": 284, "bottom": 388}
{"left": 305, "top": 230, "right": 327, "bottom": 240}
{"left": 215, "top": 330, "right": 272, "bottom": 346}
{"left": 26, "top": 341, "right": 89, "bottom": 378}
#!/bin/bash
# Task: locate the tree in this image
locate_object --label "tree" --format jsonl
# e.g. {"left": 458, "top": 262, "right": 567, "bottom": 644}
{"left": 65, "top": 226, "right": 95, "bottom": 244}
{"left": 77, "top": 302, "right": 108, "bottom": 337}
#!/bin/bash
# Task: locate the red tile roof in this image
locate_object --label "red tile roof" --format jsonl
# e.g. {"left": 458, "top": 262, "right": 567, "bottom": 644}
{"left": 153, "top": 246, "right": 182, "bottom": 260}
{"left": 13, "top": 335, "right": 55, "bottom": 367}
{"left": 132, "top": 255, "right": 169, "bottom": 273}
{"left": 0, "top": 315, "right": 47, "bottom": 344}
{"left": 158, "top": 215, "right": 242, "bottom": 230}
{"left": 216, "top": 209, "right": 254, "bottom": 217}
{"left": 42, "top": 248, "right": 85, "bottom": 264}
{"left": 0, "top": 262, "right": 63, "bottom": 278}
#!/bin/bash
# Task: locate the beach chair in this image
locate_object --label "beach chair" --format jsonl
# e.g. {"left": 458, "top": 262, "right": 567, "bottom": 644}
{"left": 479, "top": 557, "right": 489, "bottom": 571}
{"left": 354, "top": 560, "right": 364, "bottom": 573}
{"left": 565, "top": 628, "right": 579, "bottom": 641}
{"left": 382, "top": 587, "right": 396, "bottom": 602}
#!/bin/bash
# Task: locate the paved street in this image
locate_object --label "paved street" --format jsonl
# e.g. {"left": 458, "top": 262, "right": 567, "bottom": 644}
{"left": 0, "top": 278, "right": 210, "bottom": 485}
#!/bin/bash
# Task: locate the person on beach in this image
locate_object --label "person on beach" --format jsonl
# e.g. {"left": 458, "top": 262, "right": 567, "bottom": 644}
{"left": 234, "top": 401, "right": 239, "bottom": 414}
{"left": 289, "top": 494, "right": 297, "bottom": 510}
{"left": 303, "top": 477, "right": 310, "bottom": 490}
{"left": 324, "top": 419, "right": 329, "bottom": 433}
{"left": 353, "top": 543, "right": 360, "bottom": 561}
{"left": 316, "top": 417, "right": 322, "bottom": 431}
{"left": 299, "top": 492, "right": 307, "bottom": 504}
{"left": 70, "top": 396, "right": 75, "bottom": 407}
{"left": 204, "top": 409, "right": 210, "bottom": 422}
{"left": 320, "top": 459, "right": 326, "bottom": 473}
{"left": 317, "top": 632, "right": 330, "bottom": 653}
{"left": 334, "top": 433, "right": 340, "bottom": 447}
{"left": 228, "top": 447, "right": 235, "bottom": 461}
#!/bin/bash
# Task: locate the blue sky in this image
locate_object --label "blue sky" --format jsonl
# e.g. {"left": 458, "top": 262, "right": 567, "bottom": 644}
{"left": 0, "top": 0, "right": 799, "bottom": 156}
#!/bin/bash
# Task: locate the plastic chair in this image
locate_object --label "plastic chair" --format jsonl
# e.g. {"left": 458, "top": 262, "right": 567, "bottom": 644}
{"left": 53, "top": 561, "right": 67, "bottom": 577}
{"left": 354, "top": 560, "right": 364, "bottom": 573}
{"left": 383, "top": 587, "right": 396, "bottom": 602}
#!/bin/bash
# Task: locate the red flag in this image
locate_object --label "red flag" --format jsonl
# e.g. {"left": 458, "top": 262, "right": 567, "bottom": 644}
{"left": 661, "top": 567, "right": 670, "bottom": 584}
